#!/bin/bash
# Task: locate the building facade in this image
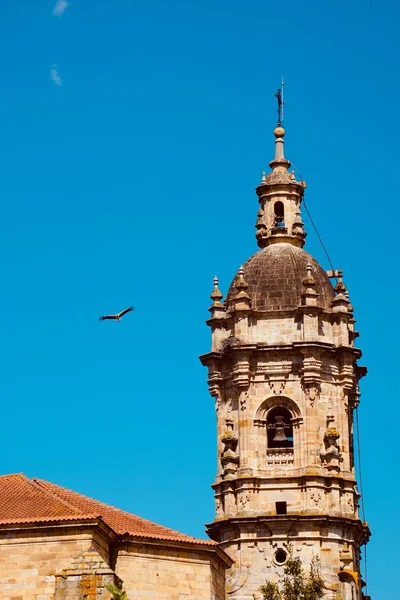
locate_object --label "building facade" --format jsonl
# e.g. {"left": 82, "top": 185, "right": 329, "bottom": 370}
{"left": 201, "top": 124, "right": 370, "bottom": 600}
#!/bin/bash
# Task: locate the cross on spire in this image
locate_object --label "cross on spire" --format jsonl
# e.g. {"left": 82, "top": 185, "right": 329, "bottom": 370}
{"left": 274, "top": 78, "right": 284, "bottom": 126}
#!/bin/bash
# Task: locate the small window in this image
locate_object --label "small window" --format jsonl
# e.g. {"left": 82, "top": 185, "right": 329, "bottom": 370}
{"left": 267, "top": 407, "right": 293, "bottom": 448}
{"left": 274, "top": 201, "right": 285, "bottom": 227}
{"left": 275, "top": 548, "right": 287, "bottom": 564}
{"left": 276, "top": 501, "right": 287, "bottom": 515}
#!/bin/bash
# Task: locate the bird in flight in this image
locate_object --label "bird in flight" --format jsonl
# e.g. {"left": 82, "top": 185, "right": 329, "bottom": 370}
{"left": 99, "top": 306, "right": 134, "bottom": 322}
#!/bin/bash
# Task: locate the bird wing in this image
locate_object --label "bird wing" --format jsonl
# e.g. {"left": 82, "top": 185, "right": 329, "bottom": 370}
{"left": 99, "top": 314, "right": 117, "bottom": 321}
{"left": 118, "top": 306, "right": 134, "bottom": 318}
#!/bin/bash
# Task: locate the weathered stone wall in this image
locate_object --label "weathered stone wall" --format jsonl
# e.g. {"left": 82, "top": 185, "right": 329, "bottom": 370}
{"left": 0, "top": 526, "right": 112, "bottom": 600}
{"left": 115, "top": 542, "right": 227, "bottom": 600}
{"left": 0, "top": 526, "right": 229, "bottom": 600}
{"left": 211, "top": 313, "right": 353, "bottom": 352}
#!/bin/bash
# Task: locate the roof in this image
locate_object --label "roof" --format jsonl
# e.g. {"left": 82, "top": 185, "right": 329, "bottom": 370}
{"left": 0, "top": 474, "right": 216, "bottom": 546}
{"left": 226, "top": 243, "right": 334, "bottom": 312}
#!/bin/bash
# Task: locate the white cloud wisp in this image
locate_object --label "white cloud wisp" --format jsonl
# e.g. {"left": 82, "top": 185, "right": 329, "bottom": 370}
{"left": 52, "top": 0, "right": 69, "bottom": 17}
{"left": 50, "top": 65, "right": 63, "bottom": 87}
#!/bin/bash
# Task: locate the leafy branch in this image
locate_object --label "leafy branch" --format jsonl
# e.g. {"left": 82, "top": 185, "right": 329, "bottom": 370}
{"left": 258, "top": 551, "right": 324, "bottom": 600}
{"left": 105, "top": 581, "right": 129, "bottom": 600}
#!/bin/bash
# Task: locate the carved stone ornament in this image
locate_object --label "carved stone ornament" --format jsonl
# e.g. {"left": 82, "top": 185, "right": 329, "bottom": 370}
{"left": 220, "top": 419, "right": 239, "bottom": 477}
{"left": 305, "top": 385, "right": 320, "bottom": 407}
{"left": 267, "top": 378, "right": 286, "bottom": 396}
{"left": 320, "top": 427, "right": 343, "bottom": 472}
{"left": 215, "top": 497, "right": 224, "bottom": 518}
{"left": 238, "top": 493, "right": 250, "bottom": 510}
{"left": 310, "top": 492, "right": 322, "bottom": 506}
{"left": 339, "top": 542, "right": 353, "bottom": 570}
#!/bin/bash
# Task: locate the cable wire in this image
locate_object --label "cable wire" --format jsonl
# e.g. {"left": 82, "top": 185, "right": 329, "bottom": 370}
{"left": 355, "top": 406, "right": 368, "bottom": 597}
{"left": 293, "top": 161, "right": 369, "bottom": 595}
{"left": 302, "top": 195, "right": 336, "bottom": 276}
{"left": 291, "top": 162, "right": 337, "bottom": 278}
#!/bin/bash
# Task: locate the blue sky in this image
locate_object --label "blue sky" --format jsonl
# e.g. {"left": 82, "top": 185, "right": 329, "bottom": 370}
{"left": 0, "top": 0, "right": 398, "bottom": 598}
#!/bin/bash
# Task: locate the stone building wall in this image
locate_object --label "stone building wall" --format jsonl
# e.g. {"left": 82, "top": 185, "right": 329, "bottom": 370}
{"left": 115, "top": 542, "right": 227, "bottom": 600}
{"left": 0, "top": 524, "right": 229, "bottom": 600}
{"left": 0, "top": 526, "right": 112, "bottom": 600}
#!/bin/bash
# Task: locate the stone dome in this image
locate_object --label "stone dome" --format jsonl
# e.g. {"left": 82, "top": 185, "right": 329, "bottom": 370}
{"left": 226, "top": 243, "right": 334, "bottom": 312}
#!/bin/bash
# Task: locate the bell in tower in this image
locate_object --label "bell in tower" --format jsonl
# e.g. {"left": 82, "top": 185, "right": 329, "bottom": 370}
{"left": 272, "top": 415, "right": 288, "bottom": 442}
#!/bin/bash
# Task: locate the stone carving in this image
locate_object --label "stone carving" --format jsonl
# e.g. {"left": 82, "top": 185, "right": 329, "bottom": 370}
{"left": 310, "top": 492, "right": 322, "bottom": 506}
{"left": 320, "top": 427, "right": 343, "bottom": 472}
{"left": 305, "top": 385, "right": 320, "bottom": 407}
{"left": 220, "top": 419, "right": 239, "bottom": 477}
{"left": 339, "top": 542, "right": 353, "bottom": 570}
{"left": 266, "top": 448, "right": 294, "bottom": 465}
{"left": 238, "top": 493, "right": 250, "bottom": 510}
{"left": 215, "top": 497, "right": 224, "bottom": 518}
{"left": 347, "top": 495, "right": 354, "bottom": 511}
{"left": 267, "top": 378, "right": 286, "bottom": 396}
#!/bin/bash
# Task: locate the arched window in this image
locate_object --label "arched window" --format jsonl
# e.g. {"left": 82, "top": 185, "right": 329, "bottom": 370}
{"left": 274, "top": 201, "right": 285, "bottom": 227}
{"left": 267, "top": 407, "right": 293, "bottom": 448}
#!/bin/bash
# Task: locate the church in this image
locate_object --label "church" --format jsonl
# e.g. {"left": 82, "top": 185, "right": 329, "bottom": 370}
{"left": 0, "top": 118, "right": 370, "bottom": 600}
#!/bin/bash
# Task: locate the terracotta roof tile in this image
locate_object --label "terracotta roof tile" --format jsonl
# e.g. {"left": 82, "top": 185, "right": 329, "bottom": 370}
{"left": 0, "top": 474, "right": 216, "bottom": 546}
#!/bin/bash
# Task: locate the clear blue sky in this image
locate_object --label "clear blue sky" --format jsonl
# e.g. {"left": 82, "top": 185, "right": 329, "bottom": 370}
{"left": 0, "top": 1, "right": 397, "bottom": 598}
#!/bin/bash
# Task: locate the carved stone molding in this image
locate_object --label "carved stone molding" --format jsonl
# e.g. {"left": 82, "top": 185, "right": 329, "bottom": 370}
{"left": 266, "top": 377, "right": 287, "bottom": 396}
{"left": 304, "top": 384, "right": 320, "bottom": 407}
{"left": 220, "top": 419, "right": 239, "bottom": 477}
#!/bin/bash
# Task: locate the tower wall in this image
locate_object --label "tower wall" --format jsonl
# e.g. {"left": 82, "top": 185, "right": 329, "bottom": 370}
{"left": 201, "top": 126, "right": 370, "bottom": 600}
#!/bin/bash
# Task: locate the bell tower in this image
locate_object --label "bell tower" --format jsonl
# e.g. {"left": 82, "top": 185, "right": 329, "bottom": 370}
{"left": 200, "top": 120, "right": 370, "bottom": 600}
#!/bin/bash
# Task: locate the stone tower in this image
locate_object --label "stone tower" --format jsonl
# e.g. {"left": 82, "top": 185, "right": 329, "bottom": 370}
{"left": 200, "top": 124, "right": 370, "bottom": 600}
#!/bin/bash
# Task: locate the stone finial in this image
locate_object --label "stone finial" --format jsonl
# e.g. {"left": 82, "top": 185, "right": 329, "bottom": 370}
{"left": 301, "top": 263, "right": 319, "bottom": 307}
{"left": 261, "top": 171, "right": 267, "bottom": 183}
{"left": 210, "top": 276, "right": 223, "bottom": 304}
{"left": 303, "top": 263, "right": 316, "bottom": 288}
{"left": 255, "top": 207, "right": 268, "bottom": 246}
{"left": 331, "top": 269, "right": 351, "bottom": 312}
{"left": 292, "top": 210, "right": 306, "bottom": 240}
{"left": 344, "top": 289, "right": 354, "bottom": 313}
{"left": 235, "top": 266, "right": 249, "bottom": 292}
{"left": 232, "top": 266, "right": 252, "bottom": 311}
{"left": 334, "top": 270, "right": 347, "bottom": 295}
{"left": 208, "top": 276, "right": 226, "bottom": 319}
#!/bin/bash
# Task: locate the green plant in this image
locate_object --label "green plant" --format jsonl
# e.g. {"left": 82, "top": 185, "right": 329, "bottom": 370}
{"left": 105, "top": 581, "right": 129, "bottom": 600}
{"left": 259, "top": 552, "right": 324, "bottom": 600}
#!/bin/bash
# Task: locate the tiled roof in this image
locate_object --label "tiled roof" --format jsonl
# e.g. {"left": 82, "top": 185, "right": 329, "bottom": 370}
{"left": 226, "top": 244, "right": 334, "bottom": 312}
{"left": 0, "top": 474, "right": 216, "bottom": 546}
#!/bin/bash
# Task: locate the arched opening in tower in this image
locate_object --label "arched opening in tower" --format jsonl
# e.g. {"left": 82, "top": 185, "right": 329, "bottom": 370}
{"left": 274, "top": 201, "right": 285, "bottom": 227}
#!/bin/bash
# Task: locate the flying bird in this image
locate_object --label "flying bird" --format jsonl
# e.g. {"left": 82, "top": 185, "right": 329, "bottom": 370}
{"left": 99, "top": 306, "right": 134, "bottom": 322}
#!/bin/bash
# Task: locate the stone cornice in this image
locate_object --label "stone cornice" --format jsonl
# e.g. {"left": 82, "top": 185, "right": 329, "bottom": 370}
{"left": 212, "top": 472, "right": 358, "bottom": 489}
{"left": 0, "top": 516, "right": 117, "bottom": 542}
{"left": 118, "top": 537, "right": 234, "bottom": 567}
{"left": 206, "top": 514, "right": 370, "bottom": 544}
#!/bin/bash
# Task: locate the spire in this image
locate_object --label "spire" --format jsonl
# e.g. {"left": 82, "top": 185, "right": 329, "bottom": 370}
{"left": 255, "top": 89, "right": 307, "bottom": 250}
{"left": 269, "top": 126, "right": 291, "bottom": 172}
